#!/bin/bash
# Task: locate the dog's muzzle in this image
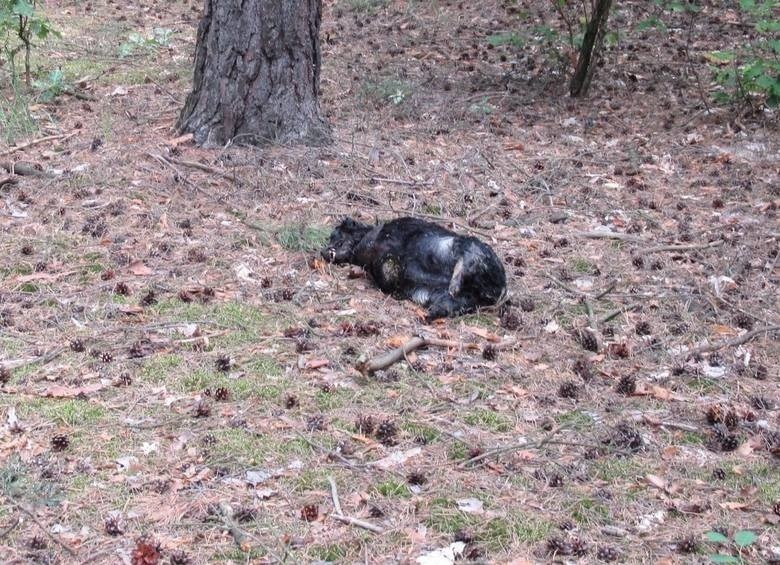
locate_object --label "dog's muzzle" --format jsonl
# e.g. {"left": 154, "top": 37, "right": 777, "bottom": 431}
{"left": 324, "top": 247, "right": 337, "bottom": 262}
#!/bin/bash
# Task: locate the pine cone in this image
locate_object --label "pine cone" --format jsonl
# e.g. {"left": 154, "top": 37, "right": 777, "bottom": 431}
{"left": 615, "top": 374, "right": 636, "bottom": 395}
{"left": 596, "top": 546, "right": 619, "bottom": 562}
{"left": 51, "top": 434, "right": 69, "bottom": 451}
{"left": 376, "top": 419, "right": 397, "bottom": 445}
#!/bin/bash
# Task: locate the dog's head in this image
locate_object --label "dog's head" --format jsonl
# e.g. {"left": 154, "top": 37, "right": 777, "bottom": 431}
{"left": 322, "top": 218, "right": 371, "bottom": 264}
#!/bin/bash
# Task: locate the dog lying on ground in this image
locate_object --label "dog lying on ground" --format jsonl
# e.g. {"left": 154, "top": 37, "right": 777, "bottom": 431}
{"left": 322, "top": 217, "right": 506, "bottom": 320}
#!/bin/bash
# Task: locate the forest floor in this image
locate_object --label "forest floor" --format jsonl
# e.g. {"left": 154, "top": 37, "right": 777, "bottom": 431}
{"left": 0, "top": 0, "right": 778, "bottom": 563}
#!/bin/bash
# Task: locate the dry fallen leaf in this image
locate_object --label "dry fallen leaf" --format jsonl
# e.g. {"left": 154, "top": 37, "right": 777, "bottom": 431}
{"left": 371, "top": 447, "right": 422, "bottom": 469}
{"left": 128, "top": 260, "right": 153, "bottom": 276}
{"left": 386, "top": 335, "right": 411, "bottom": 348}
{"left": 44, "top": 382, "right": 107, "bottom": 398}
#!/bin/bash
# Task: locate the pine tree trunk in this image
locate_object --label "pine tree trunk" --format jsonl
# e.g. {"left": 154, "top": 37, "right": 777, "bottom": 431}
{"left": 569, "top": 0, "right": 613, "bottom": 97}
{"left": 178, "top": 0, "right": 330, "bottom": 147}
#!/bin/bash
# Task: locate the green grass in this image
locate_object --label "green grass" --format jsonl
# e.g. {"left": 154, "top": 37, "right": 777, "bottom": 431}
{"left": 360, "top": 77, "right": 412, "bottom": 106}
{"left": 402, "top": 422, "right": 441, "bottom": 444}
{"left": 0, "top": 90, "right": 38, "bottom": 144}
{"left": 570, "top": 257, "right": 596, "bottom": 274}
{"left": 310, "top": 544, "right": 348, "bottom": 562}
{"left": 205, "top": 428, "right": 269, "bottom": 469}
{"left": 723, "top": 462, "right": 780, "bottom": 504}
{"left": 591, "top": 457, "right": 646, "bottom": 483}
{"left": 426, "top": 499, "right": 551, "bottom": 548}
{"left": 374, "top": 480, "right": 409, "bottom": 498}
{"left": 149, "top": 301, "right": 271, "bottom": 347}
{"left": 555, "top": 409, "right": 595, "bottom": 431}
{"left": 275, "top": 224, "right": 330, "bottom": 252}
{"left": 29, "top": 399, "right": 106, "bottom": 426}
{"left": 464, "top": 409, "right": 512, "bottom": 433}
{"left": 426, "top": 498, "right": 472, "bottom": 534}
{"left": 448, "top": 441, "right": 470, "bottom": 461}
{"left": 569, "top": 497, "right": 611, "bottom": 526}
{"left": 345, "top": 0, "right": 388, "bottom": 13}
{"left": 141, "top": 354, "right": 183, "bottom": 383}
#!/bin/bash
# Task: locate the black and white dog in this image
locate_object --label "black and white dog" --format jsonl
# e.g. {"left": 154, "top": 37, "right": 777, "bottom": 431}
{"left": 322, "top": 217, "right": 506, "bottom": 320}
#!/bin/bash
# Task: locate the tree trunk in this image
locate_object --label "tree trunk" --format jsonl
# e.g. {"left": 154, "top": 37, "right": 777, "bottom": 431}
{"left": 178, "top": 0, "right": 330, "bottom": 147}
{"left": 569, "top": 0, "right": 613, "bottom": 97}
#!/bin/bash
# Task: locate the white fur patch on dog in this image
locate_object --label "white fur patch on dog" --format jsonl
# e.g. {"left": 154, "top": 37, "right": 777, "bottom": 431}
{"left": 433, "top": 236, "right": 454, "bottom": 257}
{"left": 411, "top": 288, "right": 431, "bottom": 305}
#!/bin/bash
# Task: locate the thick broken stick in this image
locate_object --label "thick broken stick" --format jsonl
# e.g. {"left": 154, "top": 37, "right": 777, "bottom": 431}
{"left": 683, "top": 325, "right": 780, "bottom": 358}
{"left": 357, "top": 337, "right": 477, "bottom": 375}
{"left": 358, "top": 336, "right": 517, "bottom": 374}
{"left": 0, "top": 132, "right": 75, "bottom": 158}
{"left": 0, "top": 161, "right": 57, "bottom": 177}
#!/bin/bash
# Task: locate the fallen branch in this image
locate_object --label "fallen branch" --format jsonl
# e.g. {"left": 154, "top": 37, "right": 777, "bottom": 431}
{"left": 327, "top": 475, "right": 384, "bottom": 533}
{"left": 683, "top": 325, "right": 780, "bottom": 358}
{"left": 152, "top": 153, "right": 240, "bottom": 183}
{"left": 0, "top": 161, "right": 57, "bottom": 177}
{"left": 1, "top": 347, "right": 65, "bottom": 371}
{"left": 638, "top": 239, "right": 724, "bottom": 256}
{"left": 599, "top": 303, "right": 640, "bottom": 324}
{"left": 0, "top": 133, "right": 75, "bottom": 158}
{"left": 357, "top": 336, "right": 515, "bottom": 375}
{"left": 330, "top": 513, "right": 385, "bottom": 534}
{"left": 370, "top": 176, "right": 431, "bottom": 186}
{"left": 573, "top": 231, "right": 644, "bottom": 243}
{"left": 0, "top": 176, "right": 17, "bottom": 189}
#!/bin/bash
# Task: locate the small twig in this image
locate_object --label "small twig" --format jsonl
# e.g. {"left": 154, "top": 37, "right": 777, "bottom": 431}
{"left": 1, "top": 347, "right": 65, "bottom": 370}
{"left": 584, "top": 298, "right": 597, "bottom": 331}
{"left": 683, "top": 325, "right": 780, "bottom": 358}
{"left": 638, "top": 239, "right": 724, "bottom": 256}
{"left": 296, "top": 431, "right": 361, "bottom": 468}
{"left": 327, "top": 475, "right": 384, "bottom": 533}
{"left": 6, "top": 499, "right": 77, "bottom": 557}
{"left": 161, "top": 154, "right": 240, "bottom": 183}
{"left": 370, "top": 176, "right": 431, "bottom": 186}
{"left": 125, "top": 415, "right": 186, "bottom": 430}
{"left": 573, "top": 231, "right": 644, "bottom": 243}
{"left": 545, "top": 273, "right": 585, "bottom": 297}
{"left": 0, "top": 516, "right": 20, "bottom": 539}
{"left": 0, "top": 133, "right": 75, "bottom": 158}
{"left": 0, "top": 176, "right": 17, "bottom": 189}
{"left": 599, "top": 303, "right": 640, "bottom": 325}
{"left": 328, "top": 476, "right": 344, "bottom": 516}
{"left": 594, "top": 279, "right": 618, "bottom": 300}
{"left": 330, "top": 513, "right": 385, "bottom": 534}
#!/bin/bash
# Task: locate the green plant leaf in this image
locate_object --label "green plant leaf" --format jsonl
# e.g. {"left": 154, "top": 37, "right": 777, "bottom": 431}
{"left": 733, "top": 530, "right": 757, "bottom": 547}
{"left": 11, "top": 0, "right": 34, "bottom": 17}
{"left": 705, "top": 531, "right": 730, "bottom": 544}
{"left": 709, "top": 555, "right": 739, "bottom": 564}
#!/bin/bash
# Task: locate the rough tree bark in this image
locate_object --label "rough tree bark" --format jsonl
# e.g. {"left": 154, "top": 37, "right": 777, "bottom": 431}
{"left": 178, "top": 0, "right": 330, "bottom": 147}
{"left": 569, "top": 0, "right": 613, "bottom": 97}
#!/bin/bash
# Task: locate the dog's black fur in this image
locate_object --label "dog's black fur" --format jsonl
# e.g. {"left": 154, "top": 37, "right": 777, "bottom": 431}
{"left": 322, "top": 217, "right": 506, "bottom": 319}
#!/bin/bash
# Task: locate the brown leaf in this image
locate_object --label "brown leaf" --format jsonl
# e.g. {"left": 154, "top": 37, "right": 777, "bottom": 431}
{"left": 128, "top": 260, "right": 153, "bottom": 276}
{"left": 643, "top": 474, "right": 667, "bottom": 491}
{"left": 463, "top": 325, "right": 500, "bottom": 342}
{"left": 386, "top": 335, "right": 411, "bottom": 348}
{"left": 304, "top": 358, "right": 329, "bottom": 370}
{"left": 45, "top": 382, "right": 107, "bottom": 398}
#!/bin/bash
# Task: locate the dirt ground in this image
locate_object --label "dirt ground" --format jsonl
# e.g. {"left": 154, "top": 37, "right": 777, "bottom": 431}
{"left": 0, "top": 0, "right": 778, "bottom": 563}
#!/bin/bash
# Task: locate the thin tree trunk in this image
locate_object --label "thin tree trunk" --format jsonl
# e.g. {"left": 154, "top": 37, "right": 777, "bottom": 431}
{"left": 178, "top": 0, "right": 330, "bottom": 147}
{"left": 570, "top": 0, "right": 613, "bottom": 97}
